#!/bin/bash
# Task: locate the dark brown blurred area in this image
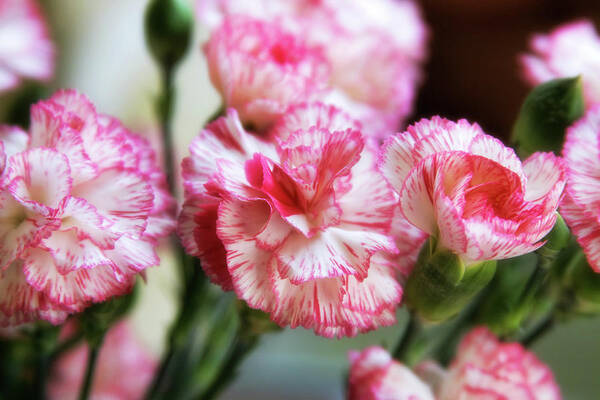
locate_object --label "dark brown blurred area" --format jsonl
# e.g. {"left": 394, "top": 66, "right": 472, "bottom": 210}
{"left": 414, "top": 0, "right": 600, "bottom": 140}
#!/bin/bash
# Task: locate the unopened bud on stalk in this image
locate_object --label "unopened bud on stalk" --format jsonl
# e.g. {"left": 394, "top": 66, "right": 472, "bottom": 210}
{"left": 512, "top": 76, "right": 584, "bottom": 156}
{"left": 145, "top": 0, "right": 193, "bottom": 69}
{"left": 405, "top": 239, "right": 497, "bottom": 323}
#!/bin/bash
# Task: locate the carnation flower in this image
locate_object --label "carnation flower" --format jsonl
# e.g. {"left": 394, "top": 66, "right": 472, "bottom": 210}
{"left": 0, "top": 0, "right": 54, "bottom": 92}
{"left": 522, "top": 19, "right": 600, "bottom": 106}
{"left": 0, "top": 90, "right": 174, "bottom": 326}
{"left": 561, "top": 106, "right": 600, "bottom": 272}
{"left": 198, "top": 0, "right": 428, "bottom": 139}
{"left": 347, "top": 328, "right": 561, "bottom": 400}
{"left": 348, "top": 346, "right": 435, "bottom": 400}
{"left": 203, "top": 15, "right": 330, "bottom": 131}
{"left": 48, "top": 321, "right": 157, "bottom": 400}
{"left": 437, "top": 327, "right": 561, "bottom": 400}
{"left": 380, "top": 117, "right": 566, "bottom": 264}
{"left": 179, "top": 103, "right": 402, "bottom": 337}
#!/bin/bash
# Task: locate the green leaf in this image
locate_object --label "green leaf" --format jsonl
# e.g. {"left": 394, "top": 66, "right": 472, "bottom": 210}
{"left": 512, "top": 76, "right": 584, "bottom": 156}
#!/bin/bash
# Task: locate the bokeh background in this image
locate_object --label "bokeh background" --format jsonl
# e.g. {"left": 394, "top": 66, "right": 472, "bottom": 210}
{"left": 8, "top": 0, "right": 599, "bottom": 398}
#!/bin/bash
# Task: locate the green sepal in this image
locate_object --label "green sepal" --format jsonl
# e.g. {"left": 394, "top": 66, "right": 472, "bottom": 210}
{"left": 78, "top": 286, "right": 138, "bottom": 346}
{"left": 476, "top": 254, "right": 538, "bottom": 336}
{"left": 405, "top": 238, "right": 497, "bottom": 323}
{"left": 512, "top": 76, "right": 584, "bottom": 156}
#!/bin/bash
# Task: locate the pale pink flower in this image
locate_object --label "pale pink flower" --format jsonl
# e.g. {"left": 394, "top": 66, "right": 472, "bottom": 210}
{"left": 48, "top": 321, "right": 157, "bottom": 400}
{"left": 0, "top": 90, "right": 174, "bottom": 327}
{"left": 522, "top": 19, "right": 600, "bottom": 106}
{"left": 348, "top": 346, "right": 435, "bottom": 400}
{"left": 380, "top": 117, "right": 566, "bottom": 264}
{"left": 437, "top": 327, "right": 561, "bottom": 400}
{"left": 0, "top": 0, "right": 54, "bottom": 92}
{"left": 561, "top": 106, "right": 600, "bottom": 272}
{"left": 179, "top": 103, "right": 402, "bottom": 337}
{"left": 198, "top": 0, "right": 428, "bottom": 139}
{"left": 203, "top": 15, "right": 330, "bottom": 131}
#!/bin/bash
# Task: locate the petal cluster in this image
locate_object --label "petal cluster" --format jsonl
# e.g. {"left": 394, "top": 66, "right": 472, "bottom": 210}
{"left": 438, "top": 327, "right": 561, "bottom": 400}
{"left": 522, "top": 19, "right": 600, "bottom": 106}
{"left": 0, "top": 90, "right": 174, "bottom": 326}
{"left": 0, "top": 0, "right": 54, "bottom": 92}
{"left": 198, "top": 0, "right": 428, "bottom": 139}
{"left": 347, "top": 328, "right": 561, "bottom": 400}
{"left": 380, "top": 117, "right": 566, "bottom": 264}
{"left": 203, "top": 15, "right": 330, "bottom": 131}
{"left": 561, "top": 106, "right": 600, "bottom": 272}
{"left": 48, "top": 321, "right": 157, "bottom": 400}
{"left": 179, "top": 103, "right": 401, "bottom": 337}
{"left": 348, "top": 346, "right": 435, "bottom": 400}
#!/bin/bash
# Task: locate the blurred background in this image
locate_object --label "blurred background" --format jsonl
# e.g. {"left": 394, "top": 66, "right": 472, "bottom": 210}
{"left": 8, "top": 0, "right": 599, "bottom": 398}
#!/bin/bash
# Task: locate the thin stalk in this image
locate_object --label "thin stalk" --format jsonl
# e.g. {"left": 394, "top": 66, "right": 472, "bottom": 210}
{"left": 200, "top": 332, "right": 260, "bottom": 400}
{"left": 393, "top": 312, "right": 419, "bottom": 361}
{"left": 49, "top": 331, "right": 84, "bottom": 363}
{"left": 77, "top": 336, "right": 104, "bottom": 400}
{"left": 520, "top": 314, "right": 556, "bottom": 347}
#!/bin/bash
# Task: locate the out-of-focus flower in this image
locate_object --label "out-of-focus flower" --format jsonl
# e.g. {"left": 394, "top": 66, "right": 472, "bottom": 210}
{"left": 0, "top": 0, "right": 54, "bottom": 92}
{"left": 348, "top": 346, "right": 435, "bottom": 400}
{"left": 437, "top": 327, "right": 561, "bottom": 400}
{"left": 203, "top": 15, "right": 330, "bottom": 131}
{"left": 347, "top": 328, "right": 561, "bottom": 400}
{"left": 380, "top": 116, "right": 566, "bottom": 264}
{"left": 179, "top": 103, "right": 402, "bottom": 337}
{"left": 0, "top": 90, "right": 174, "bottom": 327}
{"left": 198, "top": 0, "right": 428, "bottom": 139}
{"left": 522, "top": 19, "right": 600, "bottom": 106}
{"left": 48, "top": 320, "right": 157, "bottom": 400}
{"left": 562, "top": 106, "right": 600, "bottom": 272}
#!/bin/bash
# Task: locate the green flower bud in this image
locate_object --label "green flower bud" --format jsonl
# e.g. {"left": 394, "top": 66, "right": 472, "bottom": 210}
{"left": 539, "top": 214, "right": 571, "bottom": 257}
{"left": 405, "top": 239, "right": 497, "bottom": 323}
{"left": 145, "top": 0, "right": 193, "bottom": 69}
{"left": 512, "top": 76, "right": 584, "bottom": 157}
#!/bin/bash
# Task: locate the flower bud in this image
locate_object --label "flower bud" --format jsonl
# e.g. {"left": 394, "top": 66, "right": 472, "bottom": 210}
{"left": 405, "top": 239, "right": 497, "bottom": 322}
{"left": 145, "top": 0, "right": 193, "bottom": 69}
{"left": 512, "top": 76, "right": 584, "bottom": 156}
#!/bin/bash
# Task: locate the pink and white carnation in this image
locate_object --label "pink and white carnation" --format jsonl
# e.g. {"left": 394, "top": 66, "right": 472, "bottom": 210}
{"left": 179, "top": 103, "right": 403, "bottom": 337}
{"left": 347, "top": 328, "right": 561, "bottom": 400}
{"left": 437, "top": 327, "right": 561, "bottom": 400}
{"left": 561, "top": 106, "right": 600, "bottom": 272}
{"left": 48, "top": 320, "right": 157, "bottom": 400}
{"left": 348, "top": 346, "right": 435, "bottom": 400}
{"left": 0, "top": 0, "right": 54, "bottom": 92}
{"left": 522, "top": 19, "right": 600, "bottom": 106}
{"left": 198, "top": 0, "right": 428, "bottom": 139}
{"left": 203, "top": 15, "right": 330, "bottom": 132}
{"left": 380, "top": 117, "right": 566, "bottom": 264}
{"left": 0, "top": 90, "right": 174, "bottom": 327}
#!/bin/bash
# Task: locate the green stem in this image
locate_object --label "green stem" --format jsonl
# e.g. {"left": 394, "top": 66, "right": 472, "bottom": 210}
{"left": 201, "top": 331, "right": 260, "bottom": 400}
{"left": 77, "top": 337, "right": 104, "bottom": 400}
{"left": 159, "top": 65, "right": 176, "bottom": 197}
{"left": 49, "top": 331, "right": 84, "bottom": 363}
{"left": 393, "top": 312, "right": 418, "bottom": 361}
{"left": 520, "top": 314, "right": 555, "bottom": 347}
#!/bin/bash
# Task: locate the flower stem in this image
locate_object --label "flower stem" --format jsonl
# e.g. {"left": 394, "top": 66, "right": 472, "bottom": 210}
{"left": 77, "top": 336, "right": 104, "bottom": 400}
{"left": 520, "top": 313, "right": 555, "bottom": 347}
{"left": 393, "top": 311, "right": 419, "bottom": 361}
{"left": 159, "top": 65, "right": 177, "bottom": 197}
